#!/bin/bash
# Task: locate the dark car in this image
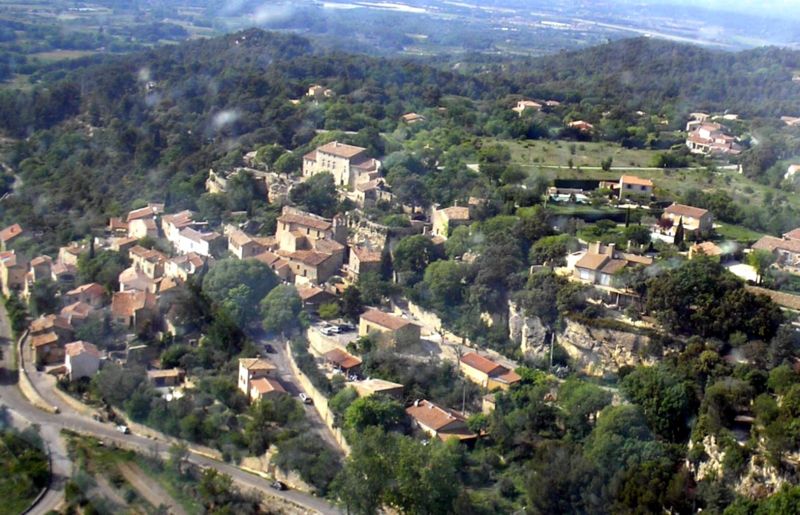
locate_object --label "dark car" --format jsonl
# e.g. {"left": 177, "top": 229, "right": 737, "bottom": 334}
{"left": 264, "top": 344, "right": 276, "bottom": 354}
{"left": 270, "top": 480, "right": 287, "bottom": 491}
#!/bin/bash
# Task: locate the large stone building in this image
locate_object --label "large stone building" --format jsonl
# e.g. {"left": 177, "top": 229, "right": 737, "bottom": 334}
{"left": 302, "top": 141, "right": 380, "bottom": 189}
{"left": 358, "top": 309, "right": 421, "bottom": 348}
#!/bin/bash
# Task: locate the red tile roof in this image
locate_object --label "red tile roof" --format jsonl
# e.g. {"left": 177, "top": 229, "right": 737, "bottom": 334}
{"left": 65, "top": 340, "right": 100, "bottom": 358}
{"left": 784, "top": 228, "right": 800, "bottom": 241}
{"left": 323, "top": 348, "right": 362, "bottom": 369}
{"left": 250, "top": 377, "right": 286, "bottom": 396}
{"left": 620, "top": 175, "right": 653, "bottom": 187}
{"left": 460, "top": 352, "right": 505, "bottom": 375}
{"left": 360, "top": 309, "right": 414, "bottom": 331}
{"left": 664, "top": 203, "right": 709, "bottom": 220}
{"left": 0, "top": 223, "right": 22, "bottom": 242}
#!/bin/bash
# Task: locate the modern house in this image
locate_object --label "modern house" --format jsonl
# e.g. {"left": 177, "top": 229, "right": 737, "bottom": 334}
{"left": 358, "top": 309, "right": 421, "bottom": 348}
{"left": 618, "top": 175, "right": 653, "bottom": 201}
{"left": 64, "top": 341, "right": 101, "bottom": 381}
{"left": 660, "top": 203, "right": 713, "bottom": 235}
{"left": 459, "top": 352, "right": 521, "bottom": 391}
{"left": 573, "top": 242, "right": 653, "bottom": 287}
{"left": 512, "top": 100, "right": 542, "bottom": 115}
{"left": 686, "top": 122, "right": 742, "bottom": 155}
{"left": 752, "top": 232, "right": 800, "bottom": 273}
{"left": 249, "top": 377, "right": 286, "bottom": 402}
{"left": 302, "top": 141, "right": 380, "bottom": 189}
{"left": 405, "top": 400, "right": 477, "bottom": 442}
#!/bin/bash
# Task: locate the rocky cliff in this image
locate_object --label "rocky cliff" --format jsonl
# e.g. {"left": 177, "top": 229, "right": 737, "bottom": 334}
{"left": 508, "top": 301, "right": 654, "bottom": 376}
{"left": 558, "top": 318, "right": 654, "bottom": 376}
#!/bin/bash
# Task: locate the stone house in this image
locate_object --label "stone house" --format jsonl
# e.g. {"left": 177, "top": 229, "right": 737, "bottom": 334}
{"left": 358, "top": 309, "right": 421, "bottom": 348}
{"left": 405, "top": 400, "right": 477, "bottom": 442}
{"left": 65, "top": 341, "right": 101, "bottom": 380}
{"left": 459, "top": 352, "right": 521, "bottom": 391}
{"left": 302, "top": 141, "right": 380, "bottom": 189}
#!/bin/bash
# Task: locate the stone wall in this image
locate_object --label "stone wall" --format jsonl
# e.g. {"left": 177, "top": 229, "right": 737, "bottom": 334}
{"left": 285, "top": 343, "right": 351, "bottom": 455}
{"left": 405, "top": 301, "right": 470, "bottom": 345}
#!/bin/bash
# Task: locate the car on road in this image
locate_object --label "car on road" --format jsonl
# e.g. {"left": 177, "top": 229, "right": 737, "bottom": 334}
{"left": 264, "top": 343, "right": 276, "bottom": 353}
{"left": 116, "top": 425, "right": 130, "bottom": 434}
{"left": 270, "top": 480, "right": 287, "bottom": 491}
{"left": 337, "top": 323, "right": 355, "bottom": 332}
{"left": 299, "top": 393, "right": 313, "bottom": 404}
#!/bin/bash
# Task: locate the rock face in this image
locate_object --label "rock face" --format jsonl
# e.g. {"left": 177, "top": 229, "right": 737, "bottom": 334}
{"left": 508, "top": 301, "right": 548, "bottom": 360}
{"left": 558, "top": 318, "right": 653, "bottom": 376}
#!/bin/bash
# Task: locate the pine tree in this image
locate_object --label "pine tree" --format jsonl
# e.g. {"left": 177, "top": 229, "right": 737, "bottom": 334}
{"left": 673, "top": 217, "right": 684, "bottom": 247}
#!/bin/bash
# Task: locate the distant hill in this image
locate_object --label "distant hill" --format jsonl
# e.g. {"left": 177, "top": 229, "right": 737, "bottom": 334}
{"left": 504, "top": 37, "right": 800, "bottom": 117}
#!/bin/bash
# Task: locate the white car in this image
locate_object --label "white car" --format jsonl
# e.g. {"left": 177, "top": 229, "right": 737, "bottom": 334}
{"left": 299, "top": 393, "right": 313, "bottom": 405}
{"left": 116, "top": 425, "right": 130, "bottom": 434}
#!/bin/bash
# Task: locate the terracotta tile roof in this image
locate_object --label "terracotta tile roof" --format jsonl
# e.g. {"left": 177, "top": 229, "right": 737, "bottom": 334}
{"left": 753, "top": 235, "right": 800, "bottom": 254}
{"left": 162, "top": 210, "right": 194, "bottom": 228}
{"left": 65, "top": 340, "right": 100, "bottom": 358}
{"left": 401, "top": 112, "right": 425, "bottom": 122}
{"left": 31, "top": 332, "right": 59, "bottom": 347}
{"left": 278, "top": 212, "right": 332, "bottom": 232}
{"left": 664, "top": 203, "right": 709, "bottom": 220}
{"left": 252, "top": 251, "right": 283, "bottom": 267}
{"left": 30, "top": 314, "right": 72, "bottom": 333}
{"left": 620, "top": 175, "right": 653, "bottom": 187}
{"left": 108, "top": 217, "right": 127, "bottom": 230}
{"left": 351, "top": 157, "right": 380, "bottom": 171}
{"left": 30, "top": 255, "right": 52, "bottom": 267}
{"left": 111, "top": 291, "right": 156, "bottom": 318}
{"left": 126, "top": 206, "right": 157, "bottom": 222}
{"left": 0, "top": 223, "right": 22, "bottom": 242}
{"left": 286, "top": 250, "right": 333, "bottom": 267}
{"left": 239, "top": 357, "right": 276, "bottom": 372}
{"left": 250, "top": 377, "right": 286, "bottom": 395}
{"left": 460, "top": 352, "right": 505, "bottom": 375}
{"left": 360, "top": 309, "right": 415, "bottom": 331}
{"left": 303, "top": 150, "right": 318, "bottom": 161}
{"left": 440, "top": 206, "right": 471, "bottom": 220}
{"left": 313, "top": 238, "right": 344, "bottom": 254}
{"left": 691, "top": 241, "right": 723, "bottom": 256}
{"left": 180, "top": 227, "right": 221, "bottom": 244}
{"left": 66, "top": 282, "right": 105, "bottom": 297}
{"left": 228, "top": 229, "right": 255, "bottom": 247}
{"left": 61, "top": 301, "right": 94, "bottom": 320}
{"left": 317, "top": 141, "right": 366, "bottom": 159}
{"left": 296, "top": 285, "right": 332, "bottom": 302}
{"left": 600, "top": 259, "right": 628, "bottom": 275}
{"left": 783, "top": 228, "right": 800, "bottom": 241}
{"left": 406, "top": 400, "right": 470, "bottom": 432}
{"left": 324, "top": 348, "right": 362, "bottom": 369}
{"left": 51, "top": 262, "right": 77, "bottom": 277}
{"left": 494, "top": 369, "right": 522, "bottom": 385}
{"left": 575, "top": 253, "right": 609, "bottom": 271}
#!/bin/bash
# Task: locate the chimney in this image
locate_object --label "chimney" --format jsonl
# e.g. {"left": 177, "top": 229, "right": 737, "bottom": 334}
{"left": 607, "top": 243, "right": 616, "bottom": 257}
{"left": 414, "top": 399, "right": 420, "bottom": 407}
{"left": 589, "top": 241, "right": 601, "bottom": 255}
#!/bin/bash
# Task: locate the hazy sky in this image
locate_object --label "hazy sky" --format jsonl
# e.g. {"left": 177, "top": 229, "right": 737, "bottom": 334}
{"left": 653, "top": 0, "right": 800, "bottom": 19}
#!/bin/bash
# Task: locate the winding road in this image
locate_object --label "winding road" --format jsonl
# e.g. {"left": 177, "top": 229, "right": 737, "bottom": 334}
{"left": 0, "top": 309, "right": 341, "bottom": 515}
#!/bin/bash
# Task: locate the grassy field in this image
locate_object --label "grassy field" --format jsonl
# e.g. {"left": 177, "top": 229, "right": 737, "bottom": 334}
{"left": 30, "top": 50, "right": 98, "bottom": 63}
{"left": 501, "top": 138, "right": 800, "bottom": 229}
{"left": 506, "top": 139, "right": 663, "bottom": 169}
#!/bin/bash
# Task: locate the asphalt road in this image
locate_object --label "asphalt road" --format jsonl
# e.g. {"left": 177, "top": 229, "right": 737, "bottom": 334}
{"left": 0, "top": 313, "right": 341, "bottom": 514}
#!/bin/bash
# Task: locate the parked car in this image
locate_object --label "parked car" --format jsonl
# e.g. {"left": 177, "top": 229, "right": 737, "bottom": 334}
{"left": 321, "top": 326, "right": 339, "bottom": 336}
{"left": 299, "top": 393, "right": 313, "bottom": 405}
{"left": 264, "top": 343, "right": 276, "bottom": 354}
{"left": 338, "top": 323, "right": 355, "bottom": 332}
{"left": 270, "top": 480, "right": 287, "bottom": 491}
{"left": 116, "top": 425, "right": 130, "bottom": 434}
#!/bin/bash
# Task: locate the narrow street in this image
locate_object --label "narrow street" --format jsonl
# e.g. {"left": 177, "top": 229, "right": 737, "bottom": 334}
{"left": 0, "top": 309, "right": 342, "bottom": 514}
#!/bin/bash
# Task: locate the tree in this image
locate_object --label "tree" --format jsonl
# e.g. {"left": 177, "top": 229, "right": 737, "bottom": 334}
{"left": 393, "top": 235, "right": 442, "bottom": 285}
{"left": 747, "top": 249, "right": 776, "bottom": 284}
{"left": 343, "top": 395, "right": 407, "bottom": 433}
{"left": 601, "top": 156, "right": 613, "bottom": 171}
{"left": 289, "top": 172, "right": 338, "bottom": 217}
{"left": 341, "top": 286, "right": 363, "bottom": 321}
{"left": 77, "top": 250, "right": 129, "bottom": 292}
{"left": 623, "top": 224, "right": 651, "bottom": 246}
{"left": 529, "top": 234, "right": 577, "bottom": 266}
{"left": 621, "top": 365, "right": 696, "bottom": 442}
{"left": 318, "top": 302, "right": 341, "bottom": 320}
{"left": 559, "top": 379, "right": 613, "bottom": 438}
{"left": 673, "top": 217, "right": 684, "bottom": 247}
{"left": 202, "top": 259, "right": 278, "bottom": 326}
{"left": 260, "top": 284, "right": 303, "bottom": 335}
{"left": 422, "top": 260, "right": 468, "bottom": 313}
{"left": 28, "top": 279, "right": 59, "bottom": 317}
